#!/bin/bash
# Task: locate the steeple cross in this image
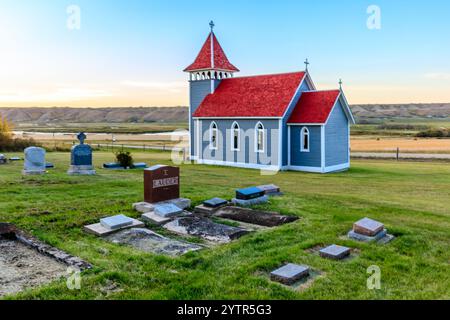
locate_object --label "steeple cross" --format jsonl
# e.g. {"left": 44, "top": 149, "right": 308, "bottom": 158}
{"left": 304, "top": 58, "right": 310, "bottom": 71}
{"left": 339, "top": 78, "right": 343, "bottom": 90}
{"left": 209, "top": 20, "right": 215, "bottom": 32}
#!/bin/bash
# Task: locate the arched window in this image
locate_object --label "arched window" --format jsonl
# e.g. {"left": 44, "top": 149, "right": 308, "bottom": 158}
{"left": 255, "top": 122, "right": 265, "bottom": 153}
{"left": 301, "top": 127, "right": 310, "bottom": 152}
{"left": 231, "top": 122, "right": 240, "bottom": 151}
{"left": 210, "top": 122, "right": 218, "bottom": 150}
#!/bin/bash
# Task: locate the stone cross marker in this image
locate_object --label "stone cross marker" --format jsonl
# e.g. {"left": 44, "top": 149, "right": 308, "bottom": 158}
{"left": 144, "top": 165, "right": 180, "bottom": 203}
{"left": 22, "top": 147, "right": 46, "bottom": 175}
{"left": 67, "top": 132, "right": 96, "bottom": 175}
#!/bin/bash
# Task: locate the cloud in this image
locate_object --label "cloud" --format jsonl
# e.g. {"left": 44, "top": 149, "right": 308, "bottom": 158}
{"left": 122, "top": 80, "right": 186, "bottom": 93}
{"left": 424, "top": 73, "right": 450, "bottom": 80}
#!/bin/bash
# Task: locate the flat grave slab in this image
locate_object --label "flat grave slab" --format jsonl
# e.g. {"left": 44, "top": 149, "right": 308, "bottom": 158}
{"left": 236, "top": 187, "right": 266, "bottom": 200}
{"left": 100, "top": 214, "right": 134, "bottom": 230}
{"left": 154, "top": 203, "right": 183, "bottom": 218}
{"left": 232, "top": 195, "right": 269, "bottom": 207}
{"left": 9, "top": 157, "right": 21, "bottom": 161}
{"left": 353, "top": 217, "right": 384, "bottom": 236}
{"left": 348, "top": 229, "right": 387, "bottom": 242}
{"left": 270, "top": 263, "right": 310, "bottom": 285}
{"left": 133, "top": 198, "right": 191, "bottom": 214}
{"left": 203, "top": 198, "right": 228, "bottom": 208}
{"left": 319, "top": 244, "right": 351, "bottom": 260}
{"left": 141, "top": 210, "right": 192, "bottom": 225}
{"left": 84, "top": 218, "right": 144, "bottom": 237}
{"left": 194, "top": 204, "right": 220, "bottom": 215}
{"left": 256, "top": 184, "right": 282, "bottom": 196}
{"left": 163, "top": 217, "right": 249, "bottom": 243}
{"left": 104, "top": 228, "right": 202, "bottom": 256}
{"left": 214, "top": 206, "right": 298, "bottom": 227}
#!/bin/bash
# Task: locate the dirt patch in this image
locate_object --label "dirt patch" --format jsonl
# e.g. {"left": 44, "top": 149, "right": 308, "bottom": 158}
{"left": 105, "top": 228, "right": 202, "bottom": 256}
{"left": 214, "top": 206, "right": 298, "bottom": 227}
{"left": 163, "top": 217, "right": 249, "bottom": 243}
{"left": 0, "top": 240, "right": 67, "bottom": 297}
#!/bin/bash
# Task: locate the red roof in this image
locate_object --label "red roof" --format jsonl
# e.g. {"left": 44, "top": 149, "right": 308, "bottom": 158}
{"left": 287, "top": 90, "right": 341, "bottom": 124}
{"left": 184, "top": 33, "right": 239, "bottom": 72}
{"left": 193, "top": 72, "right": 306, "bottom": 118}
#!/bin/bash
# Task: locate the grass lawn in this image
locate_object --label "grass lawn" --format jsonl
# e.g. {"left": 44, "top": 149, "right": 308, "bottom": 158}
{"left": 0, "top": 151, "right": 449, "bottom": 300}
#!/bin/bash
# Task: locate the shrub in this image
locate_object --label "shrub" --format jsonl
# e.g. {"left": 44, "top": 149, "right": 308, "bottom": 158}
{"left": 0, "top": 133, "right": 40, "bottom": 152}
{"left": 415, "top": 129, "right": 449, "bottom": 138}
{"left": 115, "top": 151, "right": 134, "bottom": 168}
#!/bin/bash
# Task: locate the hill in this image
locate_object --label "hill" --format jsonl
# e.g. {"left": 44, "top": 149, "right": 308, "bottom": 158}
{"left": 0, "top": 104, "right": 449, "bottom": 125}
{"left": 0, "top": 107, "right": 189, "bottom": 124}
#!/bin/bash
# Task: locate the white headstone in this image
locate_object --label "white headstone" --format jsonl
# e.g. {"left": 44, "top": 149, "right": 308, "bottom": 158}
{"left": 23, "top": 147, "right": 46, "bottom": 175}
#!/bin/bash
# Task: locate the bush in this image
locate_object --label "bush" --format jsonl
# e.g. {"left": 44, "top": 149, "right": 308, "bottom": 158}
{"left": 115, "top": 151, "right": 134, "bottom": 168}
{"left": 0, "top": 133, "right": 40, "bottom": 152}
{"left": 415, "top": 129, "right": 449, "bottom": 138}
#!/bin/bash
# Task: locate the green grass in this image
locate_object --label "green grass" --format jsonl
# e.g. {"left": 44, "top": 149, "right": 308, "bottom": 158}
{"left": 0, "top": 151, "right": 449, "bottom": 300}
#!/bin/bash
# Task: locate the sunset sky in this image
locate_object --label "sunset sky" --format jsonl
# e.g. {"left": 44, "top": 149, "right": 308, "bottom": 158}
{"left": 1, "top": 0, "right": 450, "bottom": 107}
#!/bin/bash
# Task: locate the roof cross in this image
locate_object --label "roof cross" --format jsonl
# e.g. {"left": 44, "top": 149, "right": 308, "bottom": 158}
{"left": 304, "top": 58, "right": 310, "bottom": 71}
{"left": 339, "top": 78, "right": 343, "bottom": 90}
{"left": 209, "top": 20, "right": 215, "bottom": 32}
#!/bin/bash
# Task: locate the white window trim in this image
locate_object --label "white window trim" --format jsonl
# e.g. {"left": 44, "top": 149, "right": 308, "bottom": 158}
{"left": 209, "top": 121, "right": 218, "bottom": 150}
{"left": 300, "top": 127, "right": 310, "bottom": 152}
{"left": 255, "top": 122, "right": 265, "bottom": 153}
{"left": 231, "top": 121, "right": 240, "bottom": 152}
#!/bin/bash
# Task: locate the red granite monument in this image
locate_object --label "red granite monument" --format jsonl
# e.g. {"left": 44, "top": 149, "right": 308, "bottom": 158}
{"left": 144, "top": 165, "right": 180, "bottom": 203}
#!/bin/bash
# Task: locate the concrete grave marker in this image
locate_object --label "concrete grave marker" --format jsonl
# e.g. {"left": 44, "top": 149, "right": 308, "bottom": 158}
{"left": 319, "top": 244, "right": 351, "bottom": 260}
{"left": 256, "top": 184, "right": 281, "bottom": 196}
{"left": 270, "top": 263, "right": 310, "bottom": 285}
{"left": 353, "top": 217, "right": 384, "bottom": 236}
{"left": 154, "top": 203, "right": 183, "bottom": 218}
{"left": 100, "top": 214, "right": 134, "bottom": 230}
{"left": 0, "top": 154, "right": 6, "bottom": 164}
{"left": 22, "top": 147, "right": 46, "bottom": 175}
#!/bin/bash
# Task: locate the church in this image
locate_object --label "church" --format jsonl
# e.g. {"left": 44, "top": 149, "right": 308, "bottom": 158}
{"left": 184, "top": 22, "right": 355, "bottom": 173}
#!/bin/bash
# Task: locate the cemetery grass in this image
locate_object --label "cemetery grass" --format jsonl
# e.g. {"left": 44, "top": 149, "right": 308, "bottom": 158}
{"left": 0, "top": 151, "right": 449, "bottom": 300}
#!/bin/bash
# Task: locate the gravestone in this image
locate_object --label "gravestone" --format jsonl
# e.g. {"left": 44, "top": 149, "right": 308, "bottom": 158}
{"left": 67, "top": 132, "right": 96, "bottom": 175}
{"left": 270, "top": 264, "right": 310, "bottom": 285}
{"left": 319, "top": 244, "right": 351, "bottom": 260}
{"left": 0, "top": 154, "right": 6, "bottom": 164}
{"left": 203, "top": 198, "right": 228, "bottom": 208}
{"left": 144, "top": 165, "right": 180, "bottom": 203}
{"left": 154, "top": 203, "right": 183, "bottom": 218}
{"left": 22, "top": 147, "right": 46, "bottom": 175}
{"left": 353, "top": 218, "right": 384, "bottom": 236}
{"left": 236, "top": 187, "right": 265, "bottom": 200}
{"left": 256, "top": 184, "right": 282, "bottom": 196}
{"left": 100, "top": 214, "right": 134, "bottom": 230}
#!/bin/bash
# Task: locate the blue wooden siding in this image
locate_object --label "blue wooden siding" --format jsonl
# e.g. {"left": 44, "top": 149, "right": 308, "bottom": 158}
{"left": 281, "top": 80, "right": 311, "bottom": 166}
{"left": 290, "top": 125, "right": 322, "bottom": 167}
{"left": 199, "top": 119, "right": 280, "bottom": 167}
{"left": 189, "top": 79, "right": 221, "bottom": 156}
{"left": 325, "top": 99, "right": 349, "bottom": 167}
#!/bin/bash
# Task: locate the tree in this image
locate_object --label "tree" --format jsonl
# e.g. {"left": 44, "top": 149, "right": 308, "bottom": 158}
{"left": 0, "top": 115, "right": 13, "bottom": 137}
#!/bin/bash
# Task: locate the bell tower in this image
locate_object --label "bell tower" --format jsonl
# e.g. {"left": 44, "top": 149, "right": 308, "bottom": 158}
{"left": 184, "top": 21, "right": 239, "bottom": 159}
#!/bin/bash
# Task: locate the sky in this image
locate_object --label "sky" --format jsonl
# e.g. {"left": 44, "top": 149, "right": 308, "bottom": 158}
{"left": 0, "top": 0, "right": 450, "bottom": 107}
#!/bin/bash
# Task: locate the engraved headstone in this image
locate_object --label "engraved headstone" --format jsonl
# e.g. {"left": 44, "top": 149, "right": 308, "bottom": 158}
{"left": 270, "top": 264, "right": 310, "bottom": 285}
{"left": 154, "top": 203, "right": 183, "bottom": 218}
{"left": 0, "top": 154, "right": 6, "bottom": 164}
{"left": 68, "top": 132, "right": 96, "bottom": 175}
{"left": 353, "top": 218, "right": 384, "bottom": 236}
{"left": 144, "top": 165, "right": 180, "bottom": 203}
{"left": 319, "top": 244, "right": 351, "bottom": 260}
{"left": 22, "top": 147, "right": 46, "bottom": 175}
{"left": 100, "top": 214, "right": 134, "bottom": 230}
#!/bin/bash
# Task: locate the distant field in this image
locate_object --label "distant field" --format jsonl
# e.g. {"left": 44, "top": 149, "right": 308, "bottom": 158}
{"left": 0, "top": 151, "right": 449, "bottom": 299}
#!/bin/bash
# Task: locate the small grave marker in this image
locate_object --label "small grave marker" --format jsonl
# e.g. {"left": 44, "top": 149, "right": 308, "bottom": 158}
{"left": 353, "top": 217, "right": 384, "bottom": 236}
{"left": 270, "top": 263, "right": 310, "bottom": 285}
{"left": 100, "top": 214, "right": 134, "bottom": 230}
{"left": 319, "top": 244, "right": 351, "bottom": 260}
